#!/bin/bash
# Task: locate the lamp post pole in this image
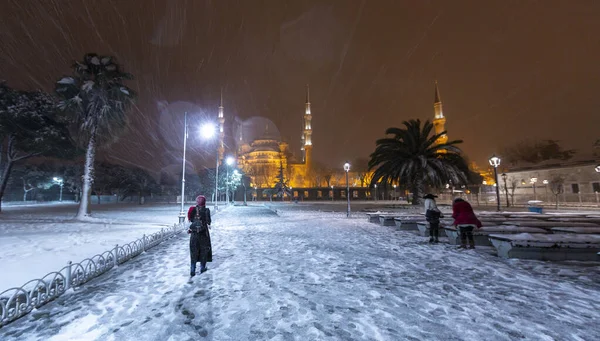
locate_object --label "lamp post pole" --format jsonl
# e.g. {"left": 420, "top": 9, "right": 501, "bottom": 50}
{"left": 344, "top": 162, "right": 351, "bottom": 217}
{"left": 530, "top": 177, "right": 538, "bottom": 201}
{"left": 178, "top": 112, "right": 188, "bottom": 223}
{"left": 489, "top": 155, "right": 501, "bottom": 212}
{"left": 331, "top": 185, "right": 334, "bottom": 201}
{"left": 374, "top": 184, "right": 377, "bottom": 201}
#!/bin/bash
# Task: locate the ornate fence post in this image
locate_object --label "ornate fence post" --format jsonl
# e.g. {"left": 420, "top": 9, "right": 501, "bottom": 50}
{"left": 65, "top": 261, "right": 72, "bottom": 291}
{"left": 142, "top": 234, "right": 146, "bottom": 252}
{"left": 113, "top": 244, "right": 119, "bottom": 267}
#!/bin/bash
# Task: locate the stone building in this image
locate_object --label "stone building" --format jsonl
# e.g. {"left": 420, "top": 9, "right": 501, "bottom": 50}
{"left": 500, "top": 158, "right": 600, "bottom": 205}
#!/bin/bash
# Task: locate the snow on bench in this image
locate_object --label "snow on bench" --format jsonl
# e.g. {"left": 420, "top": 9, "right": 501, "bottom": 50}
{"left": 489, "top": 233, "right": 600, "bottom": 261}
{"left": 502, "top": 221, "right": 599, "bottom": 229}
{"left": 443, "top": 225, "right": 548, "bottom": 246}
{"left": 366, "top": 212, "right": 392, "bottom": 224}
{"left": 393, "top": 216, "right": 426, "bottom": 230}
{"left": 415, "top": 221, "right": 453, "bottom": 237}
{"left": 548, "top": 218, "right": 600, "bottom": 225}
{"left": 551, "top": 227, "right": 600, "bottom": 234}
{"left": 379, "top": 215, "right": 405, "bottom": 226}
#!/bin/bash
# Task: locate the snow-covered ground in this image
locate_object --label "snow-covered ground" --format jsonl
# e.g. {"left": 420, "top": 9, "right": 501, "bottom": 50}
{"left": 0, "top": 203, "right": 180, "bottom": 290}
{"left": 1, "top": 204, "right": 599, "bottom": 341}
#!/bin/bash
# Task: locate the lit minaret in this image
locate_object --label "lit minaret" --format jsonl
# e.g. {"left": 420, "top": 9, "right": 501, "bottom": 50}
{"left": 303, "top": 84, "right": 313, "bottom": 170}
{"left": 433, "top": 81, "right": 448, "bottom": 146}
{"left": 218, "top": 89, "right": 225, "bottom": 163}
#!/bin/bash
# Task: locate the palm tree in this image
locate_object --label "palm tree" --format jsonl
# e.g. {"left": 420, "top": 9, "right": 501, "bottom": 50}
{"left": 368, "top": 119, "right": 469, "bottom": 205}
{"left": 56, "top": 53, "right": 135, "bottom": 218}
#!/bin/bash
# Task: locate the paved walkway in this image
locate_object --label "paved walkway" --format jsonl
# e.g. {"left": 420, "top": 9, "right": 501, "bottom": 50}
{"left": 1, "top": 205, "right": 599, "bottom": 341}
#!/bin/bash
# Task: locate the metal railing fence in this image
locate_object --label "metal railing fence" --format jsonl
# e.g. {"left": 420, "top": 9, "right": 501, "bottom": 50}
{"left": 0, "top": 222, "right": 185, "bottom": 328}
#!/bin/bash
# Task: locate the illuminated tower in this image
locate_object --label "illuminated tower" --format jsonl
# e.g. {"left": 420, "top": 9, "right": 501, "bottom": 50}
{"left": 303, "top": 85, "right": 313, "bottom": 170}
{"left": 433, "top": 81, "right": 448, "bottom": 146}
{"left": 218, "top": 89, "right": 225, "bottom": 163}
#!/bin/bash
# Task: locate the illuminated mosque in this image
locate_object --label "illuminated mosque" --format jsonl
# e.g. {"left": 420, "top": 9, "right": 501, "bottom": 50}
{"left": 218, "top": 82, "right": 448, "bottom": 199}
{"left": 233, "top": 86, "right": 314, "bottom": 189}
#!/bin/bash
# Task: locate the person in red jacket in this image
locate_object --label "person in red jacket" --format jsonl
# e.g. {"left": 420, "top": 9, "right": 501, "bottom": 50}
{"left": 452, "top": 198, "right": 482, "bottom": 249}
{"left": 187, "top": 195, "right": 212, "bottom": 276}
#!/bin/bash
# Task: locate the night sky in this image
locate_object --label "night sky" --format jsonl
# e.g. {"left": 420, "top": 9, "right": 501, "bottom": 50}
{"left": 1, "top": 0, "right": 599, "bottom": 174}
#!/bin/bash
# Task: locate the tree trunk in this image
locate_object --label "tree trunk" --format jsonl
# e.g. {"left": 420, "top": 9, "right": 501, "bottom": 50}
{"left": 411, "top": 177, "right": 423, "bottom": 205}
{"left": 0, "top": 160, "right": 15, "bottom": 213}
{"left": 77, "top": 131, "right": 96, "bottom": 219}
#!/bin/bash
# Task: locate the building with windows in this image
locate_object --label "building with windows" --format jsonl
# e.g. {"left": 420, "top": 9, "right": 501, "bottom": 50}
{"left": 501, "top": 158, "right": 600, "bottom": 206}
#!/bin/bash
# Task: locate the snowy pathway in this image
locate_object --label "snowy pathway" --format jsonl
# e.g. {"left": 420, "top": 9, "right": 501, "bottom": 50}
{"left": 1, "top": 205, "right": 599, "bottom": 341}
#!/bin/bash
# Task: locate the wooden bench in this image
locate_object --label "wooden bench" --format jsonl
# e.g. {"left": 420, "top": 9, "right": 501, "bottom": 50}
{"left": 489, "top": 233, "right": 600, "bottom": 261}
{"left": 393, "top": 216, "right": 426, "bottom": 230}
{"left": 551, "top": 227, "right": 600, "bottom": 234}
{"left": 443, "top": 225, "right": 548, "bottom": 246}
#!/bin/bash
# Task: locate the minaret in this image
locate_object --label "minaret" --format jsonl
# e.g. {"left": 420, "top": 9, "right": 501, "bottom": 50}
{"left": 218, "top": 89, "right": 225, "bottom": 163}
{"left": 433, "top": 81, "right": 448, "bottom": 146}
{"left": 303, "top": 84, "right": 313, "bottom": 170}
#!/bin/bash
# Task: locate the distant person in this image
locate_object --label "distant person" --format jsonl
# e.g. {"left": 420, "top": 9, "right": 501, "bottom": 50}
{"left": 452, "top": 198, "right": 482, "bottom": 249}
{"left": 187, "top": 195, "right": 212, "bottom": 276}
{"left": 423, "top": 194, "right": 442, "bottom": 243}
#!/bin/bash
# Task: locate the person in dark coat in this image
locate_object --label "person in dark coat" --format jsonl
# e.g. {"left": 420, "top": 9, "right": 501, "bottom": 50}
{"left": 423, "top": 194, "right": 442, "bottom": 243}
{"left": 452, "top": 198, "right": 482, "bottom": 249}
{"left": 187, "top": 195, "right": 212, "bottom": 276}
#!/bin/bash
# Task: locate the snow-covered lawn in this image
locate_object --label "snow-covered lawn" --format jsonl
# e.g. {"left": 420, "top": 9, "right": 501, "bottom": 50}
{"left": 0, "top": 203, "right": 180, "bottom": 291}
{"left": 1, "top": 204, "right": 599, "bottom": 341}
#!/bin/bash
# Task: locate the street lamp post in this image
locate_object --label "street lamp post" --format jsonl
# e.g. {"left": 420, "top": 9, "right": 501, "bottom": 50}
{"left": 543, "top": 179, "right": 549, "bottom": 202}
{"left": 200, "top": 122, "right": 218, "bottom": 210}
{"left": 178, "top": 112, "right": 189, "bottom": 223}
{"left": 331, "top": 185, "right": 334, "bottom": 201}
{"left": 344, "top": 162, "right": 351, "bottom": 217}
{"left": 393, "top": 184, "right": 397, "bottom": 201}
{"left": 530, "top": 177, "right": 538, "bottom": 201}
{"left": 225, "top": 156, "right": 235, "bottom": 204}
{"left": 501, "top": 173, "right": 509, "bottom": 208}
{"left": 53, "top": 177, "right": 64, "bottom": 202}
{"left": 374, "top": 184, "right": 377, "bottom": 201}
{"left": 489, "top": 155, "right": 501, "bottom": 211}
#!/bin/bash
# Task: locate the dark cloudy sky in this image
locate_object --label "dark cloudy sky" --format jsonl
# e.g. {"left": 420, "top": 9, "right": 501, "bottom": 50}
{"left": 1, "top": 0, "right": 599, "bottom": 174}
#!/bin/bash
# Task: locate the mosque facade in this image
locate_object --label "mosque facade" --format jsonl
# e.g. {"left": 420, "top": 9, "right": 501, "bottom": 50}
{"left": 220, "top": 83, "right": 448, "bottom": 200}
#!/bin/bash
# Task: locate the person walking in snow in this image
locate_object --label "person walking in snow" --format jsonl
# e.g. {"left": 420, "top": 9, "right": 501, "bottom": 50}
{"left": 452, "top": 198, "right": 482, "bottom": 249}
{"left": 423, "top": 194, "right": 442, "bottom": 243}
{"left": 187, "top": 195, "right": 212, "bottom": 276}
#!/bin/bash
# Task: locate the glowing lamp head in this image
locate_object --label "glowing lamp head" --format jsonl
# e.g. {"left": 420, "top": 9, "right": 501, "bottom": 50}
{"left": 226, "top": 156, "right": 235, "bottom": 166}
{"left": 200, "top": 123, "right": 216, "bottom": 139}
{"left": 343, "top": 162, "right": 350, "bottom": 172}
{"left": 488, "top": 155, "right": 501, "bottom": 168}
{"left": 530, "top": 177, "right": 538, "bottom": 184}
{"left": 543, "top": 180, "right": 549, "bottom": 185}
{"left": 595, "top": 165, "right": 600, "bottom": 173}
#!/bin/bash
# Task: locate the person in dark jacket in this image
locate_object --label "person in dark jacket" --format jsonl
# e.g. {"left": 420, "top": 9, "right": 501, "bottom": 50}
{"left": 187, "top": 195, "right": 212, "bottom": 276}
{"left": 423, "top": 194, "right": 442, "bottom": 243}
{"left": 452, "top": 198, "right": 482, "bottom": 249}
